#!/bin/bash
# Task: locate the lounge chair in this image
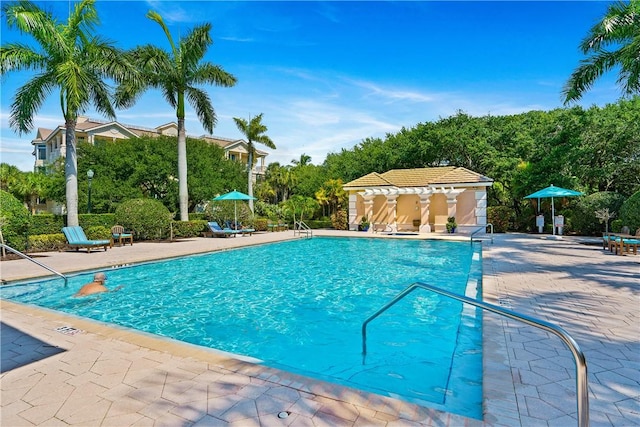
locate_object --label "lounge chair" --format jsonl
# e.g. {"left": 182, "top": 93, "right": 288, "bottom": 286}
{"left": 225, "top": 220, "right": 255, "bottom": 236}
{"left": 111, "top": 225, "right": 133, "bottom": 246}
{"left": 62, "top": 226, "right": 111, "bottom": 253}
{"left": 208, "top": 221, "right": 239, "bottom": 238}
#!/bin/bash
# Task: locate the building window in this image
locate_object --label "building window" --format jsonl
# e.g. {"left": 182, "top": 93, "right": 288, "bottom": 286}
{"left": 37, "top": 144, "right": 46, "bottom": 160}
{"left": 229, "top": 154, "right": 237, "bottom": 161}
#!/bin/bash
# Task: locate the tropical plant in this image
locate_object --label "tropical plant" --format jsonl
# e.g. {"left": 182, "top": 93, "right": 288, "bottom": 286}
{"left": 563, "top": 0, "right": 640, "bottom": 103}
{"left": 619, "top": 190, "right": 640, "bottom": 232}
{"left": 115, "top": 11, "right": 236, "bottom": 221}
{"left": 233, "top": 114, "right": 276, "bottom": 211}
{"left": 446, "top": 216, "right": 458, "bottom": 233}
{"left": 114, "top": 198, "right": 173, "bottom": 240}
{"left": 0, "top": 0, "right": 134, "bottom": 226}
{"left": 0, "top": 190, "right": 30, "bottom": 251}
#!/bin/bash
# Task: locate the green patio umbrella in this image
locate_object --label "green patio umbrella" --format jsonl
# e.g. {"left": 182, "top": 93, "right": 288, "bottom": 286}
{"left": 524, "top": 185, "right": 583, "bottom": 235}
{"left": 213, "top": 190, "right": 256, "bottom": 229}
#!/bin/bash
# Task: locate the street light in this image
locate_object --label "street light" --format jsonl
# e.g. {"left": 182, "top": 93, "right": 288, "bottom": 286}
{"left": 87, "top": 169, "right": 94, "bottom": 213}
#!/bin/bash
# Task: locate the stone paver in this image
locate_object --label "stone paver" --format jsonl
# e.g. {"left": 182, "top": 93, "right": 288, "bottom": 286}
{"left": 1, "top": 231, "right": 639, "bottom": 426}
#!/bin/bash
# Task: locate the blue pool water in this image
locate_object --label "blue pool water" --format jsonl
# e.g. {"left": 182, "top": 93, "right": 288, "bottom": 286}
{"left": 1, "top": 237, "right": 483, "bottom": 418}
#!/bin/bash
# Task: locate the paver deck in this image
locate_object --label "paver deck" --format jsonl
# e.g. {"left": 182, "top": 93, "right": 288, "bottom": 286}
{"left": 1, "top": 231, "right": 638, "bottom": 426}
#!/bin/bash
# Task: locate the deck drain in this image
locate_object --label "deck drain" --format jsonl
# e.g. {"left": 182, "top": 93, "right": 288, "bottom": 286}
{"left": 277, "top": 411, "right": 290, "bottom": 419}
{"left": 55, "top": 326, "right": 83, "bottom": 335}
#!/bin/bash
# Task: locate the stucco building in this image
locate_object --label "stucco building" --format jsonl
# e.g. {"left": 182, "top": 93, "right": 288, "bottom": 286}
{"left": 343, "top": 167, "right": 493, "bottom": 233}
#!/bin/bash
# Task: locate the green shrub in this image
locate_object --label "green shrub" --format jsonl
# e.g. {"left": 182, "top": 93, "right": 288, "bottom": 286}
{"left": 115, "top": 198, "right": 173, "bottom": 240}
{"left": 188, "top": 213, "right": 207, "bottom": 221}
{"left": 304, "top": 219, "right": 332, "bottom": 229}
{"left": 172, "top": 220, "right": 208, "bottom": 238}
{"left": 487, "top": 206, "right": 514, "bottom": 233}
{"left": 79, "top": 213, "right": 116, "bottom": 229}
{"left": 571, "top": 192, "right": 625, "bottom": 235}
{"left": 331, "top": 209, "right": 347, "bottom": 230}
{"left": 619, "top": 191, "right": 640, "bottom": 233}
{"left": 85, "top": 226, "right": 112, "bottom": 240}
{"left": 611, "top": 219, "right": 623, "bottom": 232}
{"left": 28, "top": 233, "right": 66, "bottom": 252}
{"left": 0, "top": 190, "right": 30, "bottom": 251}
{"left": 254, "top": 217, "right": 268, "bottom": 232}
{"left": 29, "top": 214, "right": 65, "bottom": 235}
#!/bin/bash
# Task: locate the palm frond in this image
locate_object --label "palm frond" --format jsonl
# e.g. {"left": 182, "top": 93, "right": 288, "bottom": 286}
{"left": 179, "top": 24, "right": 212, "bottom": 70}
{"left": 191, "top": 63, "right": 237, "bottom": 87}
{"left": 0, "top": 43, "right": 47, "bottom": 74}
{"left": 10, "top": 72, "right": 56, "bottom": 133}
{"left": 186, "top": 86, "right": 216, "bottom": 133}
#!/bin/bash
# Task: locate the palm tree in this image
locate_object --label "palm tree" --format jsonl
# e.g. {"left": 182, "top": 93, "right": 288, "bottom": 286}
{"left": 563, "top": 0, "right": 640, "bottom": 104}
{"left": 115, "top": 11, "right": 236, "bottom": 221}
{"left": 291, "top": 153, "right": 312, "bottom": 166}
{"left": 233, "top": 114, "right": 276, "bottom": 212}
{"left": 0, "top": 0, "right": 133, "bottom": 226}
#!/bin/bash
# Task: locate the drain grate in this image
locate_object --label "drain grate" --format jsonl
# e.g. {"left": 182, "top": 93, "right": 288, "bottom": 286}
{"left": 55, "top": 326, "right": 83, "bottom": 336}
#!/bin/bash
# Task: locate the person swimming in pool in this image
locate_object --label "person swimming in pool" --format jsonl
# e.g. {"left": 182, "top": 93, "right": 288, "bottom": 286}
{"left": 74, "top": 272, "right": 121, "bottom": 297}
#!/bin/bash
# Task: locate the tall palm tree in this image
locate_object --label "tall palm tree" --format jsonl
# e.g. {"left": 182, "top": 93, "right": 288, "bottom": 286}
{"left": 233, "top": 114, "right": 276, "bottom": 212}
{"left": 115, "top": 12, "right": 236, "bottom": 221}
{"left": 563, "top": 0, "right": 640, "bottom": 104}
{"left": 0, "top": 0, "right": 133, "bottom": 226}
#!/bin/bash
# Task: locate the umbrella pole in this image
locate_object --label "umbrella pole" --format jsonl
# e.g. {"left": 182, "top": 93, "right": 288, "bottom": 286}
{"left": 234, "top": 201, "right": 238, "bottom": 229}
{"left": 551, "top": 197, "right": 555, "bottom": 235}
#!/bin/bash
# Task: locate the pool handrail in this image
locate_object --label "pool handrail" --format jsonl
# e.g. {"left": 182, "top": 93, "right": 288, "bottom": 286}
{"left": 0, "top": 243, "right": 68, "bottom": 287}
{"left": 293, "top": 220, "right": 313, "bottom": 238}
{"left": 361, "top": 281, "right": 589, "bottom": 427}
{"left": 470, "top": 223, "right": 493, "bottom": 244}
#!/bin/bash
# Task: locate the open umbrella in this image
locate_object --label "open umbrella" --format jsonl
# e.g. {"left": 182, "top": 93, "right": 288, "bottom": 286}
{"left": 213, "top": 190, "right": 256, "bottom": 229}
{"left": 524, "top": 184, "right": 583, "bottom": 235}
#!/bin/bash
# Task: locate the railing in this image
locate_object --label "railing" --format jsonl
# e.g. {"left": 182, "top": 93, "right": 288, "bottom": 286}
{"left": 470, "top": 223, "right": 494, "bottom": 244}
{"left": 0, "top": 244, "right": 68, "bottom": 287}
{"left": 293, "top": 221, "right": 313, "bottom": 238}
{"left": 362, "top": 282, "right": 589, "bottom": 427}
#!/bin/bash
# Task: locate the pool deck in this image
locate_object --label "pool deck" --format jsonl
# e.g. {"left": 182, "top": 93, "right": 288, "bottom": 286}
{"left": 1, "top": 230, "right": 638, "bottom": 426}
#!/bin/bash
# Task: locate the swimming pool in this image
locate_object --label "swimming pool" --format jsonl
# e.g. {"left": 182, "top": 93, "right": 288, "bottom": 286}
{"left": 1, "top": 237, "right": 483, "bottom": 418}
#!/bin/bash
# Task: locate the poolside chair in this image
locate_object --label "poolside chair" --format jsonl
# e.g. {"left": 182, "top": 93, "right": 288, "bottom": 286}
{"left": 111, "top": 225, "right": 133, "bottom": 246}
{"left": 207, "top": 221, "right": 239, "bottom": 238}
{"left": 224, "top": 220, "right": 255, "bottom": 236}
{"left": 62, "top": 226, "right": 111, "bottom": 253}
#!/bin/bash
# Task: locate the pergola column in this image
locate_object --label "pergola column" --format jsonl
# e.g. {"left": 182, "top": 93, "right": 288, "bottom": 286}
{"left": 386, "top": 196, "right": 398, "bottom": 232}
{"left": 419, "top": 197, "right": 431, "bottom": 233}
{"left": 363, "top": 196, "right": 375, "bottom": 233}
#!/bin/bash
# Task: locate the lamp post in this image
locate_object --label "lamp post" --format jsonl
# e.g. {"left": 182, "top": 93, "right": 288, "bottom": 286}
{"left": 87, "top": 169, "right": 94, "bottom": 213}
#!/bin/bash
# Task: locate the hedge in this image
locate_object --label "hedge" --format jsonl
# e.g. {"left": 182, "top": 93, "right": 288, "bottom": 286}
{"left": 172, "top": 220, "right": 208, "bottom": 238}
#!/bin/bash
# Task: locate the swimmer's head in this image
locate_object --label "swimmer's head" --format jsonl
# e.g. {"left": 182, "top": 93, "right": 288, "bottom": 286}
{"left": 94, "top": 272, "right": 107, "bottom": 283}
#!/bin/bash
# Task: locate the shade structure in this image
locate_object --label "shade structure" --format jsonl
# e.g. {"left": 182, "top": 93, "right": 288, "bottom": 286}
{"left": 213, "top": 190, "right": 256, "bottom": 229}
{"left": 524, "top": 185, "right": 583, "bottom": 235}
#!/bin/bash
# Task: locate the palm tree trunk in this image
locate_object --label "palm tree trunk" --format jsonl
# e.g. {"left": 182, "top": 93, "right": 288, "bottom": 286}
{"left": 64, "top": 119, "right": 79, "bottom": 226}
{"left": 247, "top": 148, "right": 254, "bottom": 213}
{"left": 177, "top": 117, "right": 189, "bottom": 221}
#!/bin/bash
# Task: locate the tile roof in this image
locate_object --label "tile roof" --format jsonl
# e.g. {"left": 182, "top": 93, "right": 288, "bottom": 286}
{"left": 344, "top": 167, "right": 492, "bottom": 188}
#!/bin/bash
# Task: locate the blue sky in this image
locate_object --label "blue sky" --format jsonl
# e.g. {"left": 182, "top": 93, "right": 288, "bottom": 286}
{"left": 1, "top": 0, "right": 621, "bottom": 171}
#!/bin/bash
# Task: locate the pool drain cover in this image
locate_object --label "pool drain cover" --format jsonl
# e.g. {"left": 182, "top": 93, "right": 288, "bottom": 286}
{"left": 277, "top": 411, "right": 290, "bottom": 419}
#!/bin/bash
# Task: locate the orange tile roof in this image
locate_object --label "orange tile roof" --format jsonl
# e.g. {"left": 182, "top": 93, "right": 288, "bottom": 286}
{"left": 344, "top": 167, "right": 492, "bottom": 188}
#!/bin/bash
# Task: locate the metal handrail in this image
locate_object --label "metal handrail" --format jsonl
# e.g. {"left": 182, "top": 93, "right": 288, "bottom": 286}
{"left": 470, "top": 223, "right": 493, "bottom": 244}
{"left": 0, "top": 244, "right": 68, "bottom": 287}
{"left": 362, "top": 282, "right": 589, "bottom": 427}
{"left": 294, "top": 221, "right": 313, "bottom": 238}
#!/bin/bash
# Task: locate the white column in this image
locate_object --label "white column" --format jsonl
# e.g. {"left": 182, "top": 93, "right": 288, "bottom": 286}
{"left": 419, "top": 197, "right": 431, "bottom": 233}
{"left": 364, "top": 196, "right": 375, "bottom": 233}
{"left": 387, "top": 196, "right": 398, "bottom": 232}
{"left": 348, "top": 193, "right": 358, "bottom": 231}
{"left": 475, "top": 190, "right": 488, "bottom": 225}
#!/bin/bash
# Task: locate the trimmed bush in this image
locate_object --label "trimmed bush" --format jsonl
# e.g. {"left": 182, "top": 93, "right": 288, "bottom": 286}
{"left": 28, "top": 233, "right": 67, "bottom": 252}
{"left": 572, "top": 192, "right": 625, "bottom": 235}
{"left": 172, "top": 220, "right": 208, "bottom": 238}
{"left": 115, "top": 198, "right": 173, "bottom": 240}
{"left": 619, "top": 191, "right": 640, "bottom": 233}
{"left": 253, "top": 217, "right": 268, "bottom": 232}
{"left": 0, "top": 190, "right": 30, "bottom": 251}
{"left": 79, "top": 213, "right": 116, "bottom": 229}
{"left": 85, "top": 226, "right": 112, "bottom": 240}
{"left": 487, "top": 206, "right": 514, "bottom": 233}
{"left": 331, "top": 209, "right": 347, "bottom": 230}
{"left": 29, "top": 214, "right": 65, "bottom": 235}
{"left": 188, "top": 213, "right": 207, "bottom": 221}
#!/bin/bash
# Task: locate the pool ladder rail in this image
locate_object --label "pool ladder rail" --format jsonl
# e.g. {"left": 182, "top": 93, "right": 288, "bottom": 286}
{"left": 293, "top": 221, "right": 313, "bottom": 238}
{"left": 1, "top": 243, "right": 68, "bottom": 287}
{"left": 361, "top": 282, "right": 589, "bottom": 427}
{"left": 470, "top": 223, "right": 493, "bottom": 244}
